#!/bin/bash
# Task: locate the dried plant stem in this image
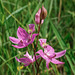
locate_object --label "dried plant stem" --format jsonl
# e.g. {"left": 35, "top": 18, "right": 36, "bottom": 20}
{"left": 32, "top": 43, "right": 38, "bottom": 75}
{"left": 32, "top": 43, "right": 39, "bottom": 65}
{"left": 38, "top": 58, "right": 43, "bottom": 66}
{"left": 36, "top": 24, "right": 42, "bottom": 75}
{"left": 32, "top": 24, "right": 41, "bottom": 75}
{"left": 58, "top": 0, "right": 62, "bottom": 23}
{"left": 32, "top": 23, "right": 41, "bottom": 75}
{"left": 36, "top": 58, "right": 43, "bottom": 75}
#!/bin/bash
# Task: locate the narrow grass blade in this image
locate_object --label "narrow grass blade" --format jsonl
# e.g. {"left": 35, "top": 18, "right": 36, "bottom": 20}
{"left": 65, "top": 54, "right": 75, "bottom": 74}
{"left": 0, "top": 51, "right": 25, "bottom": 67}
{"left": 41, "top": 0, "right": 53, "bottom": 38}
{"left": 0, "top": 56, "right": 15, "bottom": 75}
{"left": 50, "top": 19, "right": 67, "bottom": 49}
{"left": 6, "top": 5, "right": 28, "bottom": 20}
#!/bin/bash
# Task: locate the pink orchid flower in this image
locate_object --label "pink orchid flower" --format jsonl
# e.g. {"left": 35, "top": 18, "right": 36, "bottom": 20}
{"left": 36, "top": 39, "right": 66, "bottom": 69}
{"left": 9, "top": 26, "right": 38, "bottom": 49}
{"left": 39, "top": 39, "right": 48, "bottom": 48}
{"left": 15, "top": 52, "right": 40, "bottom": 67}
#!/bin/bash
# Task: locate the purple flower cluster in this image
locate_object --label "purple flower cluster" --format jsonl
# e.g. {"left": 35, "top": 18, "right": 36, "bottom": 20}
{"left": 9, "top": 6, "right": 66, "bottom": 70}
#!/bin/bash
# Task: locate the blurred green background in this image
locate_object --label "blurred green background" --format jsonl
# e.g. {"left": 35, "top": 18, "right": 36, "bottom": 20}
{"left": 0, "top": 0, "right": 75, "bottom": 75}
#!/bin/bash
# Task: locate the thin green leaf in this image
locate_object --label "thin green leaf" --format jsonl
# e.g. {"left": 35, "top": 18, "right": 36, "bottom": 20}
{"left": 6, "top": 5, "right": 28, "bottom": 20}
{"left": 50, "top": 19, "right": 67, "bottom": 49}
{"left": 0, "top": 56, "right": 15, "bottom": 75}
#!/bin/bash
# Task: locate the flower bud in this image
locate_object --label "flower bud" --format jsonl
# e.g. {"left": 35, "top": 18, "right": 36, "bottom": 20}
{"left": 35, "top": 8, "right": 41, "bottom": 24}
{"left": 41, "top": 6, "right": 47, "bottom": 19}
{"left": 35, "top": 6, "right": 47, "bottom": 24}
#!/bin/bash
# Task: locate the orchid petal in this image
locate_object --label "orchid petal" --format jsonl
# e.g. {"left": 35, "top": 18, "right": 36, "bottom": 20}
{"left": 45, "top": 45, "right": 54, "bottom": 52}
{"left": 39, "top": 39, "right": 47, "bottom": 48}
{"left": 24, "top": 63, "right": 31, "bottom": 67}
{"left": 46, "top": 60, "right": 50, "bottom": 69}
{"left": 44, "top": 45, "right": 55, "bottom": 57}
{"left": 41, "top": 19, "right": 44, "bottom": 24}
{"left": 9, "top": 37, "right": 20, "bottom": 44}
{"left": 12, "top": 44, "right": 25, "bottom": 49}
{"left": 36, "top": 50, "right": 49, "bottom": 61}
{"left": 17, "top": 27, "right": 29, "bottom": 40}
{"left": 19, "top": 58, "right": 32, "bottom": 63}
{"left": 15, "top": 57, "right": 21, "bottom": 62}
{"left": 39, "top": 39, "right": 47, "bottom": 43}
{"left": 51, "top": 58, "right": 64, "bottom": 64}
{"left": 55, "top": 50, "right": 66, "bottom": 58}
{"left": 29, "top": 34, "right": 38, "bottom": 44}
{"left": 15, "top": 57, "right": 31, "bottom": 66}
{"left": 15, "top": 57, "right": 30, "bottom": 63}
{"left": 24, "top": 52, "right": 33, "bottom": 61}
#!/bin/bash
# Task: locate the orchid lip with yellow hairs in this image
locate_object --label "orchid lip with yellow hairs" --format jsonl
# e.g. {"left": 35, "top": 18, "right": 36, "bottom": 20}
{"left": 28, "top": 24, "right": 35, "bottom": 34}
{"left": 9, "top": 24, "right": 38, "bottom": 49}
{"left": 39, "top": 39, "right": 48, "bottom": 48}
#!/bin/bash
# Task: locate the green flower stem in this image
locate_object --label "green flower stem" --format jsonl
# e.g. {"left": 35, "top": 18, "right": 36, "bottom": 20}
{"left": 32, "top": 63, "right": 36, "bottom": 75}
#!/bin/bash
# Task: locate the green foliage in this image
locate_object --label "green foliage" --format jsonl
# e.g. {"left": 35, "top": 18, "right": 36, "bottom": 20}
{"left": 0, "top": 0, "right": 75, "bottom": 75}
